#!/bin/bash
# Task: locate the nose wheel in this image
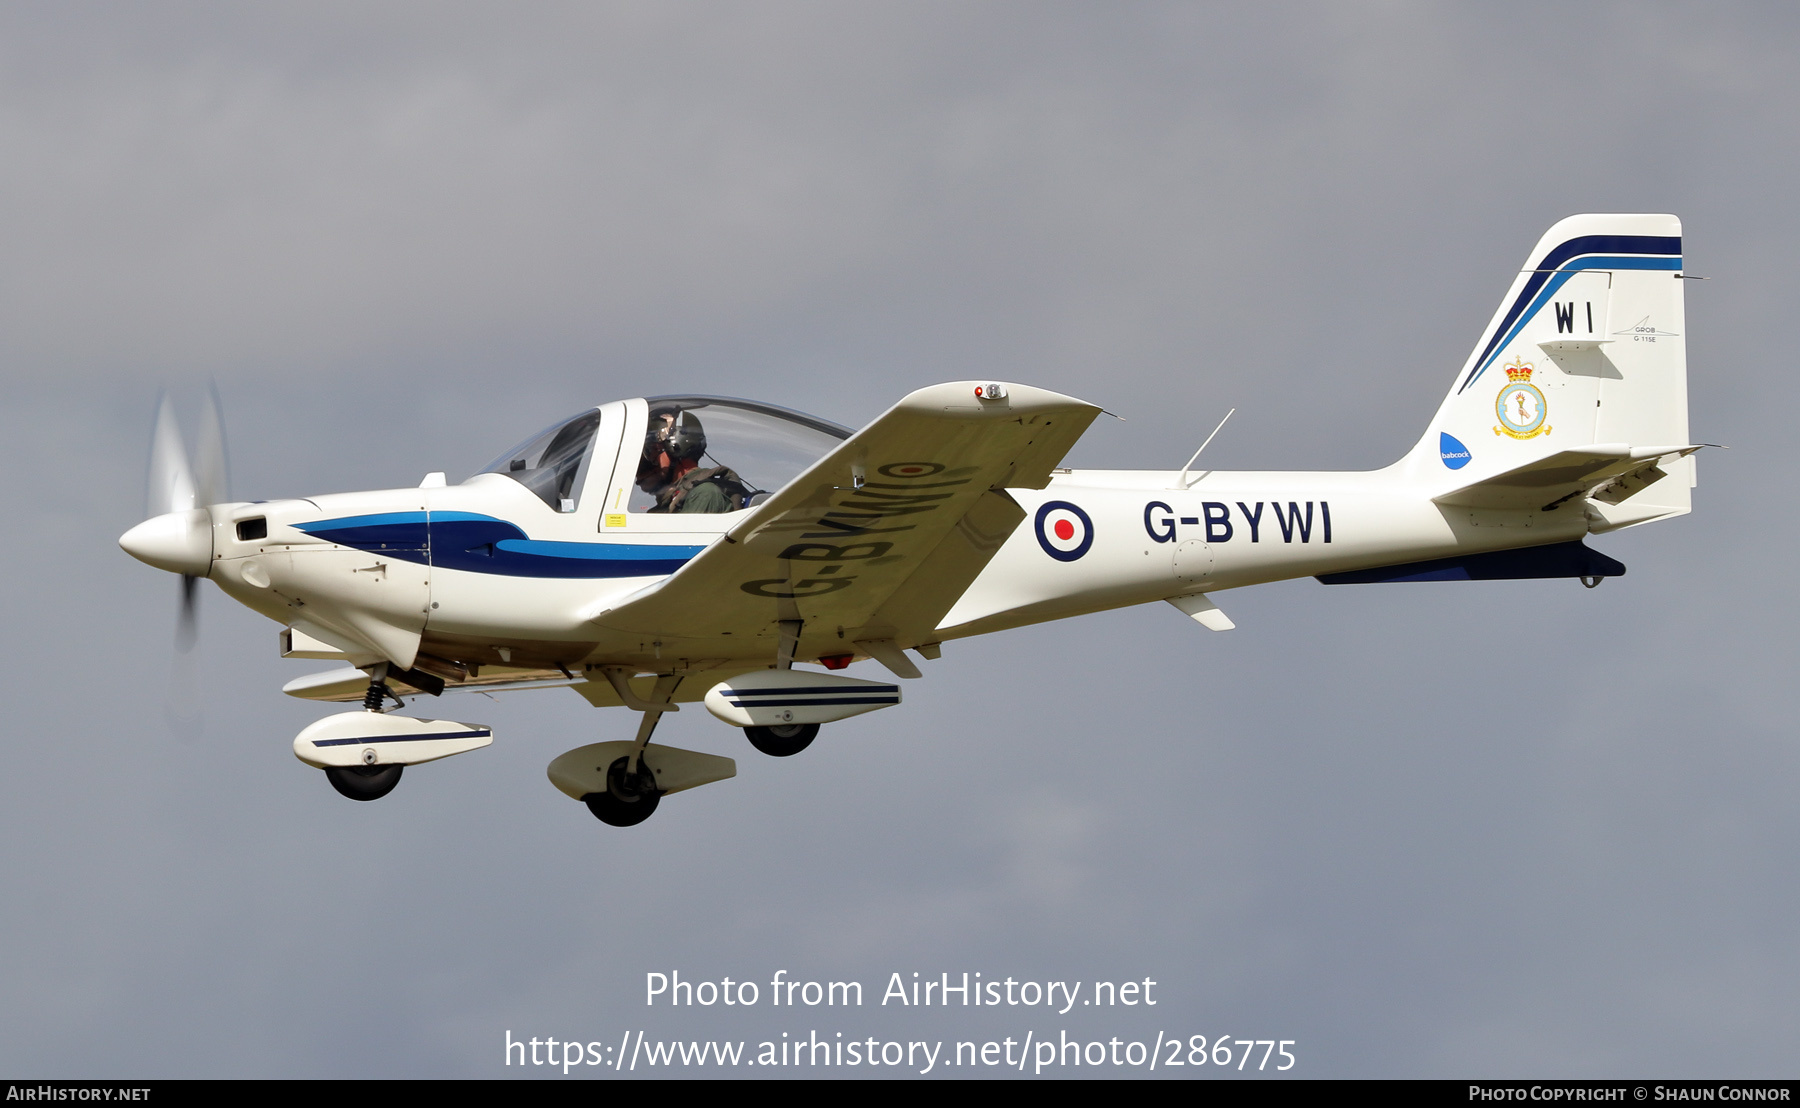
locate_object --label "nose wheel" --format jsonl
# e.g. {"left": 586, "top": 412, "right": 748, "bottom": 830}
{"left": 743, "top": 723, "right": 819, "bottom": 757}
{"left": 582, "top": 756, "right": 662, "bottom": 826}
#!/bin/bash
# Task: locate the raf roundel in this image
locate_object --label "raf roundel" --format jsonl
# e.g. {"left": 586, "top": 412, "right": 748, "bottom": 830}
{"left": 1034, "top": 501, "right": 1094, "bottom": 562}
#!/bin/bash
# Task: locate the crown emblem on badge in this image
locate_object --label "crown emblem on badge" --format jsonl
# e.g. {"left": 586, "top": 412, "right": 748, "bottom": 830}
{"left": 1504, "top": 359, "right": 1534, "bottom": 382}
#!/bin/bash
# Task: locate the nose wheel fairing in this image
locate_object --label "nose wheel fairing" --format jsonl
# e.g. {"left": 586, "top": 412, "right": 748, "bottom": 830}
{"left": 548, "top": 741, "right": 737, "bottom": 825}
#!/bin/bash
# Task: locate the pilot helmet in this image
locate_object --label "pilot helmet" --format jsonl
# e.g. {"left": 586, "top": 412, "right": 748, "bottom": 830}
{"left": 643, "top": 407, "right": 677, "bottom": 462}
{"left": 663, "top": 409, "right": 707, "bottom": 462}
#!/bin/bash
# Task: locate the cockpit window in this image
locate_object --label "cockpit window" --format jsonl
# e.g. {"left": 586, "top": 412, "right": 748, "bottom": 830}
{"left": 631, "top": 396, "right": 851, "bottom": 514}
{"left": 478, "top": 408, "right": 602, "bottom": 512}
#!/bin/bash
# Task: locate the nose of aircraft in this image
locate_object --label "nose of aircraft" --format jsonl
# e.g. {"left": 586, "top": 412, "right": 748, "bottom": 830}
{"left": 119, "top": 508, "right": 214, "bottom": 576}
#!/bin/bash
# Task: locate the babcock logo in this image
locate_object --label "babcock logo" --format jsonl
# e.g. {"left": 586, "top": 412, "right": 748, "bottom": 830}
{"left": 1439, "top": 432, "right": 1472, "bottom": 470}
{"left": 1034, "top": 501, "right": 1094, "bottom": 562}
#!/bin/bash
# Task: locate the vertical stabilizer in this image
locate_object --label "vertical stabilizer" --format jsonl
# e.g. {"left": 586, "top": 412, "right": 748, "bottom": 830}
{"left": 1402, "top": 214, "right": 1693, "bottom": 526}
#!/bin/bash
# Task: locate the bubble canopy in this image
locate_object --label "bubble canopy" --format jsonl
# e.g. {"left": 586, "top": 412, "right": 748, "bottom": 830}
{"left": 477, "top": 395, "right": 852, "bottom": 514}
{"left": 631, "top": 396, "right": 853, "bottom": 513}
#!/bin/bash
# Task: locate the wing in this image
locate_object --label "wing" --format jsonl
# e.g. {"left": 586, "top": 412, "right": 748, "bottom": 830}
{"left": 281, "top": 663, "right": 765, "bottom": 706}
{"left": 589, "top": 382, "right": 1101, "bottom": 648}
{"left": 283, "top": 664, "right": 581, "bottom": 702}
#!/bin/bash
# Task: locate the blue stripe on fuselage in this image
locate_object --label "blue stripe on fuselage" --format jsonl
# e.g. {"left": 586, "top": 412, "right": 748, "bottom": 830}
{"left": 293, "top": 511, "right": 429, "bottom": 551}
{"left": 293, "top": 512, "right": 704, "bottom": 579}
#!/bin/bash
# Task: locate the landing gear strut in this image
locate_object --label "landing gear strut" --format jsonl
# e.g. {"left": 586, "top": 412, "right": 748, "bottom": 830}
{"left": 326, "top": 662, "right": 407, "bottom": 802}
{"left": 579, "top": 672, "right": 681, "bottom": 825}
{"left": 583, "top": 756, "right": 661, "bottom": 826}
{"left": 744, "top": 723, "right": 819, "bottom": 757}
{"left": 740, "top": 620, "right": 822, "bottom": 757}
{"left": 361, "top": 661, "right": 403, "bottom": 711}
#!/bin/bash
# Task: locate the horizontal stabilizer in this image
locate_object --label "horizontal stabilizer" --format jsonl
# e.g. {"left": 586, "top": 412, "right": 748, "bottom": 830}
{"left": 1433, "top": 444, "right": 1698, "bottom": 511}
{"left": 1317, "top": 540, "right": 1624, "bottom": 584}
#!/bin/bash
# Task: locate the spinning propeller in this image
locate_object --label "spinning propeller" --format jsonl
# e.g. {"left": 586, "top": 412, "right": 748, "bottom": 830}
{"left": 124, "top": 387, "right": 231, "bottom": 652}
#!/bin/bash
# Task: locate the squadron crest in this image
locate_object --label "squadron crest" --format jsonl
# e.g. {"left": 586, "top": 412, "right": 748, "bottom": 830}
{"left": 1494, "top": 359, "right": 1551, "bottom": 440}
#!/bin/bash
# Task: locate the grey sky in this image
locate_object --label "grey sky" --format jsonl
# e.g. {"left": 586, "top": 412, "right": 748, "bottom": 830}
{"left": 1, "top": 1, "right": 1794, "bottom": 1077}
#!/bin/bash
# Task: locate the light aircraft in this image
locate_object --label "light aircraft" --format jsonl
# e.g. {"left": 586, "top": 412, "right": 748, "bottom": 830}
{"left": 120, "top": 214, "right": 1700, "bottom": 827}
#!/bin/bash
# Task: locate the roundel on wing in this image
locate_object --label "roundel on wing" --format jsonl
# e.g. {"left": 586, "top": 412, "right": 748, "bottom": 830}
{"left": 1034, "top": 501, "right": 1094, "bottom": 562}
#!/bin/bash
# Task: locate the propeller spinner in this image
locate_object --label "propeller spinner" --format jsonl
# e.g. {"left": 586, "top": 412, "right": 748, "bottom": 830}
{"left": 120, "top": 388, "right": 230, "bottom": 650}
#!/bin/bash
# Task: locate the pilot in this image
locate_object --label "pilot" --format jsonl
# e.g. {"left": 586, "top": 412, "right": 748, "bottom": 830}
{"left": 636, "top": 408, "right": 746, "bottom": 513}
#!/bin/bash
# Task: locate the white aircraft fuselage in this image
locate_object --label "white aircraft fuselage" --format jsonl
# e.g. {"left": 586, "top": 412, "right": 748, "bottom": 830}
{"left": 118, "top": 213, "right": 1699, "bottom": 823}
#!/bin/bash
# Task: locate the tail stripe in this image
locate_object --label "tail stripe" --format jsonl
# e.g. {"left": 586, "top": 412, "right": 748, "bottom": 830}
{"left": 1457, "top": 234, "right": 1681, "bottom": 394}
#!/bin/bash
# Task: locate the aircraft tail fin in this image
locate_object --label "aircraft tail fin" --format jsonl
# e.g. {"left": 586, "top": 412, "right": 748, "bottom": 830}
{"left": 1404, "top": 214, "right": 1694, "bottom": 530}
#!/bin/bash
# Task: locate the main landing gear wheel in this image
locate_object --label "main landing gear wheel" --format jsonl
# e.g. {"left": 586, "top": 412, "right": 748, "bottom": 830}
{"left": 583, "top": 756, "right": 662, "bottom": 826}
{"left": 743, "top": 723, "right": 819, "bottom": 757}
{"left": 325, "top": 763, "right": 404, "bottom": 801}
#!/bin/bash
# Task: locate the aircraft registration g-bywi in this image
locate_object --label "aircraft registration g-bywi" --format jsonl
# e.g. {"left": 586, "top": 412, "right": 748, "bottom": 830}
{"left": 121, "top": 214, "right": 1700, "bottom": 827}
